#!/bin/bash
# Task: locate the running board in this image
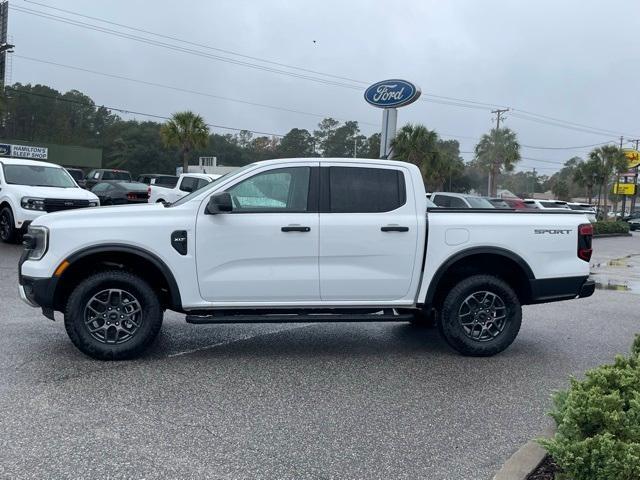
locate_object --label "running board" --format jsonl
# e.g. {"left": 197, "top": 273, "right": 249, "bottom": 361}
{"left": 185, "top": 310, "right": 414, "bottom": 324}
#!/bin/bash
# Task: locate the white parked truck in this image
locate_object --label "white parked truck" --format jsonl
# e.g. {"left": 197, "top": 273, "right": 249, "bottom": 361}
{"left": 18, "top": 158, "right": 595, "bottom": 360}
{"left": 0, "top": 158, "right": 99, "bottom": 243}
{"left": 148, "top": 172, "right": 221, "bottom": 204}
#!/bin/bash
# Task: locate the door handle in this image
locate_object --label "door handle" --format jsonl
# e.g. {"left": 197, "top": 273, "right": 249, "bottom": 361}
{"left": 281, "top": 226, "right": 311, "bottom": 232}
{"left": 381, "top": 226, "right": 409, "bottom": 232}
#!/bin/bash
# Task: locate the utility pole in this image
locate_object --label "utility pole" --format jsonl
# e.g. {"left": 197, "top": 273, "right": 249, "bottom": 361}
{"left": 618, "top": 136, "right": 625, "bottom": 216}
{"left": 628, "top": 139, "right": 640, "bottom": 213}
{"left": 488, "top": 108, "right": 509, "bottom": 196}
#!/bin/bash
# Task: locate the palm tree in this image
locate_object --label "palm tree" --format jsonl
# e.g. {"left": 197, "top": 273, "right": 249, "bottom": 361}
{"left": 573, "top": 158, "right": 600, "bottom": 204}
{"left": 392, "top": 124, "right": 442, "bottom": 190}
{"left": 588, "top": 146, "right": 627, "bottom": 217}
{"left": 160, "top": 111, "right": 210, "bottom": 173}
{"left": 474, "top": 128, "right": 521, "bottom": 196}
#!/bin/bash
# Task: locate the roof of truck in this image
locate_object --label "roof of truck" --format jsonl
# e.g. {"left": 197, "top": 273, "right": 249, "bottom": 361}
{"left": 252, "top": 157, "right": 414, "bottom": 167}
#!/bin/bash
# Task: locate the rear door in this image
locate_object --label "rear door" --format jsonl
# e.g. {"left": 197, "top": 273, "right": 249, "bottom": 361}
{"left": 318, "top": 163, "right": 419, "bottom": 302}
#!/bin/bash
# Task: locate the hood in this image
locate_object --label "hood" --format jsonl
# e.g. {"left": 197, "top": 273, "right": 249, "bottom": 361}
{"left": 33, "top": 202, "right": 164, "bottom": 227}
{"left": 21, "top": 186, "right": 99, "bottom": 201}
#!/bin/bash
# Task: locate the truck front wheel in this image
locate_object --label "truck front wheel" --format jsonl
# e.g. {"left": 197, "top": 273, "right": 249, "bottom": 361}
{"left": 64, "top": 270, "right": 163, "bottom": 360}
{"left": 0, "top": 207, "right": 17, "bottom": 243}
{"left": 439, "top": 275, "right": 522, "bottom": 356}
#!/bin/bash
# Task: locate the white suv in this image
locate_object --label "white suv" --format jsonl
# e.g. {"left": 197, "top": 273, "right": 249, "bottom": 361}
{"left": 0, "top": 158, "right": 99, "bottom": 243}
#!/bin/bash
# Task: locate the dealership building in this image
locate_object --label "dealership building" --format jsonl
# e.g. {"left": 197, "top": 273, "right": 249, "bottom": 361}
{"left": 0, "top": 139, "right": 102, "bottom": 170}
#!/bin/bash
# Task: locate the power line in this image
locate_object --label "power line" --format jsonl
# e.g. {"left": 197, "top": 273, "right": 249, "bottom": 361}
{"left": 13, "top": 54, "right": 378, "bottom": 127}
{"left": 5, "top": 87, "right": 286, "bottom": 137}
{"left": 520, "top": 141, "right": 612, "bottom": 150}
{"left": 14, "top": 3, "right": 640, "bottom": 137}
{"left": 22, "top": 0, "right": 372, "bottom": 87}
{"left": 10, "top": 5, "right": 366, "bottom": 90}
{"left": 10, "top": 3, "right": 639, "bottom": 141}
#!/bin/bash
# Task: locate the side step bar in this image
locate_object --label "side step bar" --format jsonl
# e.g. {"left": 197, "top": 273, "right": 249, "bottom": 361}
{"left": 185, "top": 309, "right": 414, "bottom": 324}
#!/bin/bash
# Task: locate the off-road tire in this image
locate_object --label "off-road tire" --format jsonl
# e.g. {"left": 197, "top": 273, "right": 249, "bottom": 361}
{"left": 439, "top": 274, "right": 522, "bottom": 357}
{"left": 64, "top": 270, "right": 163, "bottom": 360}
{"left": 0, "top": 206, "right": 17, "bottom": 243}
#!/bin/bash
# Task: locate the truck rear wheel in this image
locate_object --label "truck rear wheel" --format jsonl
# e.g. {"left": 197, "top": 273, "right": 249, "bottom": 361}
{"left": 64, "top": 270, "right": 163, "bottom": 360}
{"left": 438, "top": 274, "right": 521, "bottom": 356}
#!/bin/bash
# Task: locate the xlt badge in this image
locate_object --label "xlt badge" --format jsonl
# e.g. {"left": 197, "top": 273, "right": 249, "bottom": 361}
{"left": 171, "top": 230, "right": 188, "bottom": 255}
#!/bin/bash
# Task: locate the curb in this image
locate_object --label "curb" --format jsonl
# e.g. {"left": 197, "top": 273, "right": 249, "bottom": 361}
{"left": 492, "top": 425, "right": 555, "bottom": 480}
{"left": 593, "top": 233, "right": 632, "bottom": 238}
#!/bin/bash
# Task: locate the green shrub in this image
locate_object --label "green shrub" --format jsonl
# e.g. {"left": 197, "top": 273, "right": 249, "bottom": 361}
{"left": 539, "top": 336, "right": 640, "bottom": 479}
{"left": 593, "top": 221, "right": 630, "bottom": 235}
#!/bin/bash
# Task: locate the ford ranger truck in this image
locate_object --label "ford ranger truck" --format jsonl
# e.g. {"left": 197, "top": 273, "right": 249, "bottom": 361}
{"left": 18, "top": 158, "right": 595, "bottom": 360}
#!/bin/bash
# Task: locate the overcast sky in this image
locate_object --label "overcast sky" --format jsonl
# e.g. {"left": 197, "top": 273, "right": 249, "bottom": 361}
{"left": 7, "top": 0, "right": 640, "bottom": 174}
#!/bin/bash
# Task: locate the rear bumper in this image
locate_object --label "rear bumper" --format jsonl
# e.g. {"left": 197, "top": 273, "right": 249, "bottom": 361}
{"left": 529, "top": 276, "right": 594, "bottom": 304}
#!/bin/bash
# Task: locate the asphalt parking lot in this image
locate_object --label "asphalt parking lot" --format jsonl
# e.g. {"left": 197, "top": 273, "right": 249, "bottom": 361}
{"left": 0, "top": 235, "right": 638, "bottom": 480}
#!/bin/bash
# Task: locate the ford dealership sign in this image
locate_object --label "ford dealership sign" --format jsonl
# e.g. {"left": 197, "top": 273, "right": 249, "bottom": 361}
{"left": 364, "top": 79, "right": 421, "bottom": 108}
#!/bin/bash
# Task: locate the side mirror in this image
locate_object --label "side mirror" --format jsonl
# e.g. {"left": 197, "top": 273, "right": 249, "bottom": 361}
{"left": 206, "top": 192, "right": 233, "bottom": 214}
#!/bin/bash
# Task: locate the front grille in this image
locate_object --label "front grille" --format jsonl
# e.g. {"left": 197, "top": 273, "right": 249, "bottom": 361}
{"left": 43, "top": 198, "right": 91, "bottom": 213}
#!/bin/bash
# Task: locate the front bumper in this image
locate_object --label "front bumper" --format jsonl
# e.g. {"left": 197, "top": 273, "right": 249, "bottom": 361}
{"left": 529, "top": 276, "right": 595, "bottom": 304}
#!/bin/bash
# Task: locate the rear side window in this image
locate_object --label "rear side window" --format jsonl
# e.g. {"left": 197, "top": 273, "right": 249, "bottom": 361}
{"left": 180, "top": 176, "right": 199, "bottom": 192}
{"left": 327, "top": 167, "right": 405, "bottom": 213}
{"left": 432, "top": 194, "right": 467, "bottom": 208}
{"left": 196, "top": 178, "right": 210, "bottom": 190}
{"left": 102, "top": 171, "right": 130, "bottom": 181}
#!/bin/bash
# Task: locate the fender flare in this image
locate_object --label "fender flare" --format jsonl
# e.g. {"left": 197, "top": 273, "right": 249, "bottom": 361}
{"left": 423, "top": 246, "right": 535, "bottom": 305}
{"left": 63, "top": 243, "right": 183, "bottom": 310}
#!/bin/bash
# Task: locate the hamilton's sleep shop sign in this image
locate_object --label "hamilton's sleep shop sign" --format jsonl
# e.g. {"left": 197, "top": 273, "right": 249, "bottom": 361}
{"left": 0, "top": 143, "right": 49, "bottom": 160}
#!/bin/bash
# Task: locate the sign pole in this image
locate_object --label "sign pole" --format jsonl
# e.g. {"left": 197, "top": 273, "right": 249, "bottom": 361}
{"left": 379, "top": 108, "right": 397, "bottom": 159}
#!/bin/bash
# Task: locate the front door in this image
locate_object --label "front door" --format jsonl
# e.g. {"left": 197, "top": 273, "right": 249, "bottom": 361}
{"left": 196, "top": 163, "right": 320, "bottom": 304}
{"left": 319, "top": 163, "right": 419, "bottom": 302}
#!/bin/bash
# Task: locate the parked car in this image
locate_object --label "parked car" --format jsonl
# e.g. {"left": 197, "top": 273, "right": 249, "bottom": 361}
{"left": 137, "top": 174, "right": 179, "bottom": 188}
{"left": 431, "top": 192, "right": 495, "bottom": 208}
{"left": 0, "top": 158, "right": 99, "bottom": 243}
{"left": 567, "top": 202, "right": 597, "bottom": 223}
{"left": 523, "top": 199, "right": 571, "bottom": 210}
{"left": 628, "top": 217, "right": 640, "bottom": 231}
{"left": 65, "top": 168, "right": 86, "bottom": 188}
{"left": 91, "top": 182, "right": 149, "bottom": 205}
{"left": 85, "top": 169, "right": 132, "bottom": 189}
{"left": 622, "top": 211, "right": 640, "bottom": 222}
{"left": 19, "top": 157, "right": 594, "bottom": 360}
{"left": 502, "top": 197, "right": 528, "bottom": 210}
{"left": 484, "top": 197, "right": 511, "bottom": 209}
{"left": 148, "top": 173, "right": 221, "bottom": 204}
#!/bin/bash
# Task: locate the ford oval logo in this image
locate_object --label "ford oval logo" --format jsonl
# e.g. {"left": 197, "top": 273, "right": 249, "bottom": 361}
{"left": 364, "top": 79, "right": 421, "bottom": 108}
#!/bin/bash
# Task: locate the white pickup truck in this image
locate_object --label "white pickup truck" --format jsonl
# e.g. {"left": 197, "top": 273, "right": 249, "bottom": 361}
{"left": 0, "top": 158, "right": 99, "bottom": 243}
{"left": 18, "top": 158, "right": 595, "bottom": 360}
{"left": 148, "top": 172, "right": 220, "bottom": 204}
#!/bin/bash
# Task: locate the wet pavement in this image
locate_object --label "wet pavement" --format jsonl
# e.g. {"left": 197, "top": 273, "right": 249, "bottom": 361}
{"left": 590, "top": 232, "right": 640, "bottom": 294}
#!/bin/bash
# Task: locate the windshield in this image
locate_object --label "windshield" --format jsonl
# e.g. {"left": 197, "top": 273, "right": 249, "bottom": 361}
{"left": 466, "top": 197, "right": 494, "bottom": 208}
{"left": 3, "top": 164, "right": 77, "bottom": 188}
{"left": 169, "top": 165, "right": 255, "bottom": 207}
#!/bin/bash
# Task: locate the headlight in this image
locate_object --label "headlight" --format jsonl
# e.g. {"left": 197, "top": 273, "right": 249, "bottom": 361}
{"left": 21, "top": 197, "right": 46, "bottom": 211}
{"left": 89, "top": 201, "right": 99, "bottom": 207}
{"left": 23, "top": 226, "right": 49, "bottom": 261}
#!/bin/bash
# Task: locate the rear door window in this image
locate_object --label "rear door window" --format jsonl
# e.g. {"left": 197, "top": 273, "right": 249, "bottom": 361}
{"left": 180, "top": 176, "right": 199, "bottom": 192}
{"left": 326, "top": 167, "right": 405, "bottom": 213}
